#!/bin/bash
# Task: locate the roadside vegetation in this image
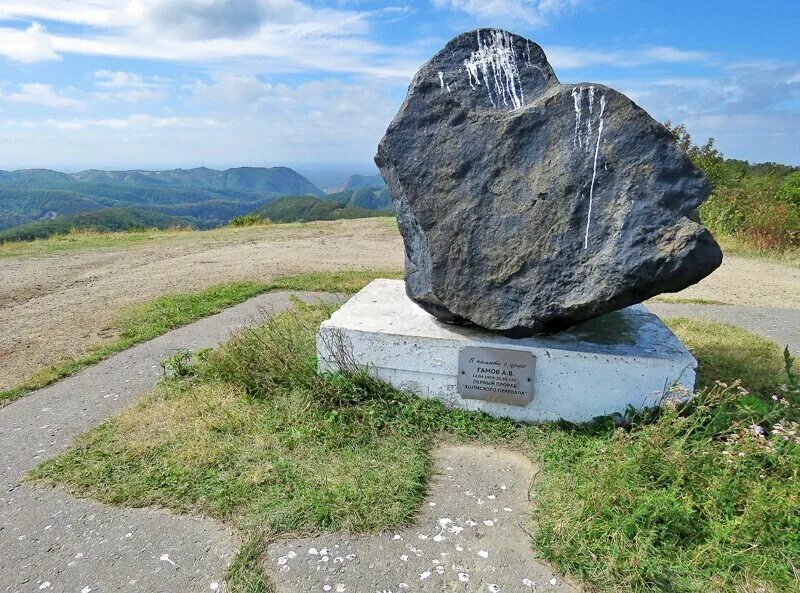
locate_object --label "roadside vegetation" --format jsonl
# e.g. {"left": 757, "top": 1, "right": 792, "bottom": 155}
{"left": 0, "top": 270, "right": 401, "bottom": 406}
{"left": 29, "top": 291, "right": 799, "bottom": 593}
{"left": 667, "top": 122, "right": 800, "bottom": 263}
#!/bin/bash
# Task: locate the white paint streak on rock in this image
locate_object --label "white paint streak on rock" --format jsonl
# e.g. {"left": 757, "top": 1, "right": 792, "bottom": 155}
{"left": 571, "top": 87, "right": 583, "bottom": 148}
{"left": 584, "top": 94, "right": 607, "bottom": 250}
{"left": 438, "top": 71, "right": 445, "bottom": 88}
{"left": 464, "top": 30, "right": 524, "bottom": 111}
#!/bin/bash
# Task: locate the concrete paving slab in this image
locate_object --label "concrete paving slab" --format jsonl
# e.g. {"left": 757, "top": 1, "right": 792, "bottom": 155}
{"left": 0, "top": 291, "right": 338, "bottom": 593}
{"left": 266, "top": 445, "right": 580, "bottom": 593}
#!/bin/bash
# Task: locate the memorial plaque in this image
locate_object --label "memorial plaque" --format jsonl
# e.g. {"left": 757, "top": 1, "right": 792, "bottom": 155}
{"left": 457, "top": 346, "right": 535, "bottom": 406}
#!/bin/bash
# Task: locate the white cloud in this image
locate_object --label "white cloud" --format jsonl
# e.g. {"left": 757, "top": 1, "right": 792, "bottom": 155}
{"left": 0, "top": 23, "right": 60, "bottom": 62}
{"left": 189, "top": 74, "right": 273, "bottom": 109}
{"left": 432, "top": 0, "right": 582, "bottom": 26}
{"left": 93, "top": 70, "right": 169, "bottom": 103}
{"left": 1, "top": 84, "right": 83, "bottom": 108}
{"left": 0, "top": 1, "right": 419, "bottom": 77}
{"left": 41, "top": 114, "right": 222, "bottom": 131}
{"left": 0, "top": 77, "right": 398, "bottom": 168}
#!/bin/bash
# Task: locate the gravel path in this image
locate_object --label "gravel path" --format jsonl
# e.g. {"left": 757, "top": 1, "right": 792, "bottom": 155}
{"left": 648, "top": 303, "right": 800, "bottom": 354}
{"left": 0, "top": 291, "right": 337, "bottom": 593}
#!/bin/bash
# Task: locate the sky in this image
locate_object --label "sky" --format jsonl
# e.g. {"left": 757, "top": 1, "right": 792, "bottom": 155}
{"left": 0, "top": 0, "right": 798, "bottom": 173}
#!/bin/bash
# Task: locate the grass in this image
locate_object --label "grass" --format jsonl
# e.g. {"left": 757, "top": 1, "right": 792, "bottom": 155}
{"left": 648, "top": 296, "right": 731, "bottom": 305}
{"left": 0, "top": 270, "right": 402, "bottom": 406}
{"left": 716, "top": 233, "right": 800, "bottom": 268}
{"left": 27, "top": 296, "right": 799, "bottom": 593}
{"left": 0, "top": 227, "right": 190, "bottom": 257}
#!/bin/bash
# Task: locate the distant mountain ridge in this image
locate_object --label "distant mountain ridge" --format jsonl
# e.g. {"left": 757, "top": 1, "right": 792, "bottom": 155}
{"left": 0, "top": 166, "right": 324, "bottom": 195}
{"left": 333, "top": 173, "right": 386, "bottom": 193}
{"left": 0, "top": 166, "right": 325, "bottom": 233}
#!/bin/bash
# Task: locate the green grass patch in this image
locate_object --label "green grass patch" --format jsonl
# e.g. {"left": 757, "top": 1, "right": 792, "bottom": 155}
{"left": 27, "top": 301, "right": 799, "bottom": 593}
{"left": 0, "top": 270, "right": 402, "bottom": 406}
{"left": 648, "top": 296, "right": 730, "bottom": 305}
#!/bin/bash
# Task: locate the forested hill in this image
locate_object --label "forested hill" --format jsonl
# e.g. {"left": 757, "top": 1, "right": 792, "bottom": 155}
{"left": 334, "top": 173, "right": 386, "bottom": 192}
{"left": 0, "top": 166, "right": 324, "bottom": 232}
{"left": 0, "top": 207, "right": 205, "bottom": 242}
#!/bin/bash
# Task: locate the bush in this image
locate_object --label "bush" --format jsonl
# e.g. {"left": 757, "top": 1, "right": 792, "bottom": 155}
{"left": 665, "top": 122, "right": 800, "bottom": 251}
{"left": 228, "top": 214, "right": 265, "bottom": 227}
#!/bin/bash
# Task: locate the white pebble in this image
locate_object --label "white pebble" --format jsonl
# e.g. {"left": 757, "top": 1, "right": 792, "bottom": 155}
{"left": 522, "top": 578, "right": 535, "bottom": 587}
{"left": 488, "top": 585, "right": 501, "bottom": 593}
{"left": 477, "top": 550, "right": 489, "bottom": 559}
{"left": 483, "top": 520, "right": 495, "bottom": 526}
{"left": 420, "top": 571, "right": 431, "bottom": 580}
{"left": 210, "top": 584, "right": 220, "bottom": 591}
{"left": 309, "top": 547, "right": 319, "bottom": 555}
{"left": 459, "top": 573, "right": 469, "bottom": 582}
{"left": 550, "top": 577, "right": 559, "bottom": 585}
{"left": 82, "top": 588, "right": 92, "bottom": 593}
{"left": 336, "top": 585, "right": 345, "bottom": 592}
{"left": 39, "top": 583, "right": 51, "bottom": 591}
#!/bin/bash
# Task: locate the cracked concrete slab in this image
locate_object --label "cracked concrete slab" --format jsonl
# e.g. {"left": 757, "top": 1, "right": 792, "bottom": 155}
{"left": 266, "top": 445, "right": 580, "bottom": 593}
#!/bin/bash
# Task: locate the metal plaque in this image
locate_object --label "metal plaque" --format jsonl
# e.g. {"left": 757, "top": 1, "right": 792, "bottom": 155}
{"left": 457, "top": 346, "right": 535, "bottom": 406}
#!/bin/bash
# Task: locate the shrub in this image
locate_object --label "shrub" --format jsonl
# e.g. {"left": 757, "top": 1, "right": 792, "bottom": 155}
{"left": 229, "top": 214, "right": 265, "bottom": 227}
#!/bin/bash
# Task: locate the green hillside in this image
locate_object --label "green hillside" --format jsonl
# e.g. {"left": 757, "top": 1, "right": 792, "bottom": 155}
{"left": 0, "top": 208, "right": 204, "bottom": 242}
{"left": 254, "top": 196, "right": 393, "bottom": 223}
{"left": 323, "top": 186, "right": 392, "bottom": 210}
{"left": 334, "top": 173, "right": 386, "bottom": 192}
{"left": 0, "top": 166, "right": 324, "bottom": 232}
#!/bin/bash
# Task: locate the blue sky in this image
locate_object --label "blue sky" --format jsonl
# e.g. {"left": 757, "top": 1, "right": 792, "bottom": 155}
{"left": 0, "top": 0, "right": 797, "bottom": 172}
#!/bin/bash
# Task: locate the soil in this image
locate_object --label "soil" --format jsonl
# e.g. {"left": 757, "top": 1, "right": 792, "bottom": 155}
{"left": 0, "top": 219, "right": 403, "bottom": 391}
{"left": 1, "top": 217, "right": 797, "bottom": 392}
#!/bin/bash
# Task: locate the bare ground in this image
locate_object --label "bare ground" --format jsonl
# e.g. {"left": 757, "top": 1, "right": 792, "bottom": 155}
{"left": 1, "top": 217, "right": 798, "bottom": 392}
{"left": 0, "top": 219, "right": 403, "bottom": 391}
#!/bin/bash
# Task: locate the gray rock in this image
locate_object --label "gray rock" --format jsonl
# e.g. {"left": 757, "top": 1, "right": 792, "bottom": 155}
{"left": 375, "top": 28, "right": 723, "bottom": 335}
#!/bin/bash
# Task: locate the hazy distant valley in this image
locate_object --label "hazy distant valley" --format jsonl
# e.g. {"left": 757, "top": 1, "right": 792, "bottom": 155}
{"left": 0, "top": 166, "right": 391, "bottom": 241}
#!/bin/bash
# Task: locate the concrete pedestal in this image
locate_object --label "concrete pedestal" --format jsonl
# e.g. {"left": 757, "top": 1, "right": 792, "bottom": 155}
{"left": 316, "top": 280, "right": 696, "bottom": 423}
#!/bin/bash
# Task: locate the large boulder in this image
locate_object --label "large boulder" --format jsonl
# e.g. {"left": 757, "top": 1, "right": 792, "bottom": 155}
{"left": 375, "top": 28, "right": 723, "bottom": 335}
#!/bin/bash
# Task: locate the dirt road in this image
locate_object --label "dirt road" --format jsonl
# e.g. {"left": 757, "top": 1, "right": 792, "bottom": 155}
{"left": 0, "top": 219, "right": 403, "bottom": 391}
{"left": 1, "top": 217, "right": 798, "bottom": 392}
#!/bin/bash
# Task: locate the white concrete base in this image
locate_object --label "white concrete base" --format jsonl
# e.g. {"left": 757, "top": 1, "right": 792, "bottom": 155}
{"left": 316, "top": 280, "right": 696, "bottom": 423}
